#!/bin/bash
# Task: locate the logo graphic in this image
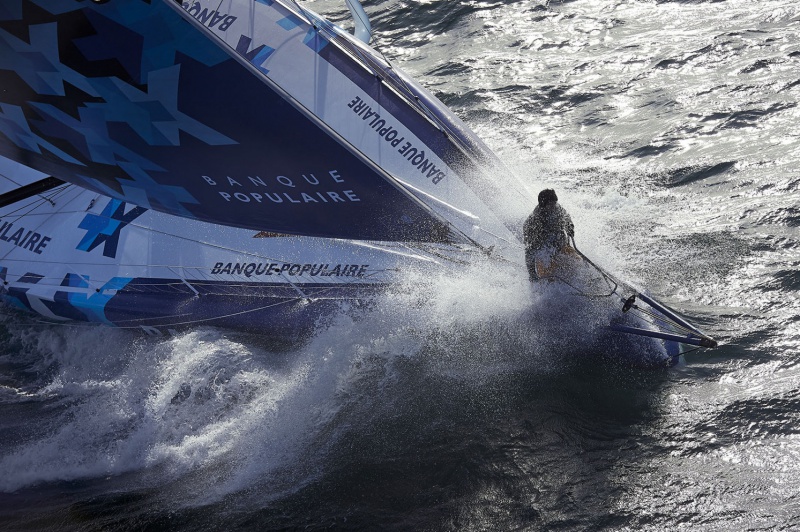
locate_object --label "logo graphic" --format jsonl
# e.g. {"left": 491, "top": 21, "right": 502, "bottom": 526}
{"left": 77, "top": 199, "right": 146, "bottom": 258}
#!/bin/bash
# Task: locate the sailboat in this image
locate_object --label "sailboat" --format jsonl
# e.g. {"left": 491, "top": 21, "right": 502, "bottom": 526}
{"left": 0, "top": 0, "right": 716, "bottom": 366}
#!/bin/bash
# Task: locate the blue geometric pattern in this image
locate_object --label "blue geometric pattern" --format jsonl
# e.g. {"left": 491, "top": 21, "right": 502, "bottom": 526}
{"left": 0, "top": 21, "right": 99, "bottom": 97}
{"left": 304, "top": 29, "right": 329, "bottom": 53}
{"left": 277, "top": 14, "right": 303, "bottom": 31}
{"left": 77, "top": 199, "right": 147, "bottom": 258}
{"left": 119, "top": 162, "right": 199, "bottom": 216}
{"left": 80, "top": 164, "right": 199, "bottom": 220}
{"left": 4, "top": 271, "right": 42, "bottom": 312}
{"left": 74, "top": 9, "right": 145, "bottom": 84}
{"left": 0, "top": 2, "right": 22, "bottom": 21}
{"left": 235, "top": 36, "right": 275, "bottom": 75}
{"left": 0, "top": 103, "right": 84, "bottom": 164}
{"left": 82, "top": 65, "right": 237, "bottom": 147}
{"left": 61, "top": 273, "right": 89, "bottom": 288}
{"left": 0, "top": 0, "right": 454, "bottom": 243}
{"left": 250, "top": 45, "right": 275, "bottom": 75}
{"left": 287, "top": 11, "right": 332, "bottom": 53}
{"left": 11, "top": 0, "right": 82, "bottom": 17}
{"left": 69, "top": 0, "right": 231, "bottom": 75}
{"left": 64, "top": 276, "right": 133, "bottom": 325}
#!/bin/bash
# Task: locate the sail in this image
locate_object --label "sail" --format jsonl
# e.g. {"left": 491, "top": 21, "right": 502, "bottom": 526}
{"left": 0, "top": 153, "right": 465, "bottom": 335}
{"left": 0, "top": 0, "right": 522, "bottom": 247}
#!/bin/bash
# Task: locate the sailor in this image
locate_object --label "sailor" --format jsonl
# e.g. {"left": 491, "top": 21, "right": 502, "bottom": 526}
{"left": 523, "top": 189, "right": 575, "bottom": 281}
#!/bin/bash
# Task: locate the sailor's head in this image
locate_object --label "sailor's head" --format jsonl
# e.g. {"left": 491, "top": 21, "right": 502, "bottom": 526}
{"left": 537, "top": 188, "right": 558, "bottom": 206}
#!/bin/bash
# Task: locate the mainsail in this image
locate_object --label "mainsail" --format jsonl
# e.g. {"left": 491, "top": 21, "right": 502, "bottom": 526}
{"left": 0, "top": 0, "right": 522, "bottom": 249}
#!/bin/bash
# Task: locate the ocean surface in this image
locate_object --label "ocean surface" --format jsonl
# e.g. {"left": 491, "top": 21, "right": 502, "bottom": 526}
{"left": 2, "top": 0, "right": 800, "bottom": 529}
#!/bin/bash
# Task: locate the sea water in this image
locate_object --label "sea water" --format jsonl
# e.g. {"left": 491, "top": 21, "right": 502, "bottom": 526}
{"left": 1, "top": 0, "right": 799, "bottom": 529}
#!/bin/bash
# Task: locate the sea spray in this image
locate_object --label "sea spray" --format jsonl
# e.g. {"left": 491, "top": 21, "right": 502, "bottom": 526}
{"left": 0, "top": 325, "right": 325, "bottom": 498}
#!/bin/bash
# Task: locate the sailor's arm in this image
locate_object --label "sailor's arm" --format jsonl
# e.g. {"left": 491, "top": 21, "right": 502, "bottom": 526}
{"left": 560, "top": 206, "right": 575, "bottom": 238}
{"left": 522, "top": 213, "right": 535, "bottom": 248}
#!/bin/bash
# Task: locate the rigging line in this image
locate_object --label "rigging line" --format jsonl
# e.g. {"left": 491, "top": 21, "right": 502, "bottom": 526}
{"left": 104, "top": 216, "right": 445, "bottom": 274}
{"left": 0, "top": 171, "right": 26, "bottom": 188}
{"left": 626, "top": 305, "right": 697, "bottom": 336}
{"left": 1, "top": 272, "right": 391, "bottom": 297}
{"left": 0, "top": 172, "right": 65, "bottom": 205}
{"left": 30, "top": 184, "right": 71, "bottom": 209}
{"left": 104, "top": 285, "right": 365, "bottom": 327}
{"left": 146, "top": 276, "right": 384, "bottom": 293}
{"left": 20, "top": 280, "right": 383, "bottom": 330}
{"left": 568, "top": 238, "right": 700, "bottom": 335}
{"left": 473, "top": 225, "right": 521, "bottom": 248}
{"left": 626, "top": 308, "right": 689, "bottom": 337}
{"left": 411, "top": 245, "right": 471, "bottom": 265}
{"left": 0, "top": 207, "right": 119, "bottom": 219}
{"left": 0, "top": 256, "right": 398, "bottom": 280}
{"left": 172, "top": 276, "right": 380, "bottom": 290}
{"left": 287, "top": 0, "right": 313, "bottom": 25}
{"left": 0, "top": 187, "right": 77, "bottom": 263}
{"left": 0, "top": 173, "right": 66, "bottom": 207}
{"left": 33, "top": 296, "right": 290, "bottom": 328}
{"left": 570, "top": 237, "right": 621, "bottom": 290}
{"left": 620, "top": 295, "right": 702, "bottom": 337}
{"left": 676, "top": 346, "right": 703, "bottom": 357}
{"left": 0, "top": 191, "right": 63, "bottom": 219}
{"left": 531, "top": 239, "right": 619, "bottom": 297}
{"left": 30, "top": 292, "right": 297, "bottom": 329}
{"left": 0, "top": 185, "right": 76, "bottom": 224}
{"left": 101, "top": 308, "right": 195, "bottom": 324}
{"left": 42, "top": 183, "right": 72, "bottom": 202}
{"left": 537, "top": 270, "right": 617, "bottom": 298}
{"left": 84, "top": 218, "right": 318, "bottom": 266}
{"left": 9, "top": 183, "right": 72, "bottom": 207}
{"left": 35, "top": 284, "right": 357, "bottom": 330}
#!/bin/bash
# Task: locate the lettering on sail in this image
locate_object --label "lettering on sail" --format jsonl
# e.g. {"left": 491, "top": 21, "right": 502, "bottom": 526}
{"left": 200, "top": 170, "right": 362, "bottom": 205}
{"left": 348, "top": 96, "right": 447, "bottom": 185}
{"left": 182, "top": 2, "right": 237, "bottom": 31}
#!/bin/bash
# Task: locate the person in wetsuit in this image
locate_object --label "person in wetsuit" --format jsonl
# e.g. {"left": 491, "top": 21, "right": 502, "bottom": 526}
{"left": 523, "top": 189, "right": 575, "bottom": 281}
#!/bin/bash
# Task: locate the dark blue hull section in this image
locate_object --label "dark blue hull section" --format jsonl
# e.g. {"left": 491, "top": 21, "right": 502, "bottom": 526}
{"left": 3, "top": 277, "right": 385, "bottom": 341}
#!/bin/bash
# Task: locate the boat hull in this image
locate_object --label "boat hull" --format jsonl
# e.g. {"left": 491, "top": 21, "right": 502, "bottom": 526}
{"left": 0, "top": 155, "right": 418, "bottom": 339}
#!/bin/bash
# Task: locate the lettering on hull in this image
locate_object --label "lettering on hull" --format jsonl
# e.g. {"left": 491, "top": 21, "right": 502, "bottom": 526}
{"left": 211, "top": 262, "right": 369, "bottom": 278}
{"left": 0, "top": 219, "right": 52, "bottom": 255}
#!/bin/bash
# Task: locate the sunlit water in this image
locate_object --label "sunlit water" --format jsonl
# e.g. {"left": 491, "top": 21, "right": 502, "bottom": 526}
{"left": 1, "top": 0, "right": 799, "bottom": 529}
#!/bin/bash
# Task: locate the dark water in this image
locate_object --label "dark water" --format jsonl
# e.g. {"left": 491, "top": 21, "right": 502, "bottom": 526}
{"left": 2, "top": 0, "right": 799, "bottom": 529}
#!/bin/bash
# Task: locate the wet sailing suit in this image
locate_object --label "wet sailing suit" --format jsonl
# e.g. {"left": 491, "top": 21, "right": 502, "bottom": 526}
{"left": 523, "top": 200, "right": 574, "bottom": 281}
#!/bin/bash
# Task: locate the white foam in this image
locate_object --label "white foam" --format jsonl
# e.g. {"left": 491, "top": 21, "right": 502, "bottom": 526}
{"left": 0, "top": 141, "right": 683, "bottom": 502}
{"left": 0, "top": 251, "right": 609, "bottom": 501}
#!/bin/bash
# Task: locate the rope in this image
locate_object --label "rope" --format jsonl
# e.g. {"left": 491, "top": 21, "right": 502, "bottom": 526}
{"left": 625, "top": 304, "right": 697, "bottom": 336}
{"left": 0, "top": 185, "right": 77, "bottom": 263}
{"left": 530, "top": 238, "right": 713, "bottom": 350}
{"left": 29, "top": 278, "right": 376, "bottom": 330}
{"left": 532, "top": 237, "right": 618, "bottom": 298}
